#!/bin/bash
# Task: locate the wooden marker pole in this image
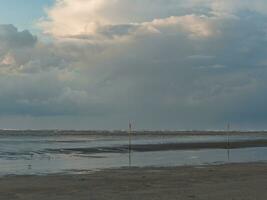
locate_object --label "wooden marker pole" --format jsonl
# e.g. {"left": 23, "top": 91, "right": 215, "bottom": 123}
{"left": 129, "top": 122, "right": 132, "bottom": 152}
{"left": 128, "top": 122, "right": 132, "bottom": 167}
{"left": 227, "top": 123, "right": 230, "bottom": 148}
{"left": 227, "top": 123, "right": 230, "bottom": 161}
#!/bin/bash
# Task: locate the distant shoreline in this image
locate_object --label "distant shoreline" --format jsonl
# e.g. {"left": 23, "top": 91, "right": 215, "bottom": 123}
{"left": 1, "top": 130, "right": 267, "bottom": 136}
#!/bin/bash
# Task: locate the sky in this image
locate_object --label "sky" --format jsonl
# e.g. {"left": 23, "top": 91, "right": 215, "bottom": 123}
{"left": 0, "top": 0, "right": 267, "bottom": 130}
{"left": 0, "top": 0, "right": 53, "bottom": 32}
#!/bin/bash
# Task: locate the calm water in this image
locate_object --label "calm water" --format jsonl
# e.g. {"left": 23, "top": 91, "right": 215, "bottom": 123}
{"left": 0, "top": 132, "right": 267, "bottom": 176}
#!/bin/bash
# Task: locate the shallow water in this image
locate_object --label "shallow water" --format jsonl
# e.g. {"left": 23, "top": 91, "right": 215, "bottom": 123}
{"left": 0, "top": 131, "right": 267, "bottom": 176}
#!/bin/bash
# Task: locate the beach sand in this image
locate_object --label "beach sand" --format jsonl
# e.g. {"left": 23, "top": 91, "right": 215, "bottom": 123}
{"left": 0, "top": 163, "right": 266, "bottom": 200}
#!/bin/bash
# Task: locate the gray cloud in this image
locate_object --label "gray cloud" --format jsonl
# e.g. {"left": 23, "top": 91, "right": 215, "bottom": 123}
{"left": 0, "top": 24, "right": 37, "bottom": 50}
{"left": 0, "top": 2, "right": 267, "bottom": 130}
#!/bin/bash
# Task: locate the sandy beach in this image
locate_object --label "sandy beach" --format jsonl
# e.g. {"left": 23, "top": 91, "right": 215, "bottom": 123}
{"left": 0, "top": 163, "right": 266, "bottom": 200}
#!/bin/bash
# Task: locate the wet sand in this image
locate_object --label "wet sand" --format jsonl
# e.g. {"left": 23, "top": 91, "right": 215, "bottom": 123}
{"left": 0, "top": 163, "right": 267, "bottom": 200}
{"left": 50, "top": 139, "right": 267, "bottom": 154}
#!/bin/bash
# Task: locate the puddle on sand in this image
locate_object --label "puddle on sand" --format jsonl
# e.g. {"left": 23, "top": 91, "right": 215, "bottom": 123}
{"left": 0, "top": 147, "right": 267, "bottom": 176}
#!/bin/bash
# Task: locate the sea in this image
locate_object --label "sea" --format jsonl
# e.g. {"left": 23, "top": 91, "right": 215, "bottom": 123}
{"left": 0, "top": 130, "right": 267, "bottom": 176}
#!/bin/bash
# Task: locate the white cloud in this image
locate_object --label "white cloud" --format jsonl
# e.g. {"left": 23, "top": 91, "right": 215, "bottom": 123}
{"left": 40, "top": 0, "right": 110, "bottom": 37}
{"left": 39, "top": 0, "right": 219, "bottom": 40}
{"left": 142, "top": 15, "right": 217, "bottom": 38}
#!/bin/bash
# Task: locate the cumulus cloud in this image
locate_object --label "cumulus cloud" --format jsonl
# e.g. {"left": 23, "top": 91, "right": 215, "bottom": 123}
{"left": 0, "top": 25, "right": 38, "bottom": 75}
{"left": 39, "top": 0, "right": 267, "bottom": 40}
{"left": 39, "top": 0, "right": 221, "bottom": 41}
{"left": 0, "top": 1, "right": 267, "bottom": 129}
{"left": 0, "top": 24, "right": 37, "bottom": 49}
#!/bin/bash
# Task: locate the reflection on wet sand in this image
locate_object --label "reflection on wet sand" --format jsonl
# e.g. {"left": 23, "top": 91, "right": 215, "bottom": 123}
{"left": 0, "top": 131, "right": 267, "bottom": 176}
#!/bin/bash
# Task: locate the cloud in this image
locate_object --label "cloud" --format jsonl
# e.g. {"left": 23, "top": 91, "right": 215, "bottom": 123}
{"left": 1, "top": 1, "right": 267, "bottom": 129}
{"left": 0, "top": 24, "right": 37, "bottom": 50}
{"left": 39, "top": 0, "right": 219, "bottom": 40}
{"left": 141, "top": 15, "right": 217, "bottom": 38}
{"left": 0, "top": 25, "right": 38, "bottom": 75}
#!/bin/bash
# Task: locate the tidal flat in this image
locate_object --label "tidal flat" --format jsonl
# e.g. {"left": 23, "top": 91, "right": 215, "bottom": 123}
{"left": 0, "top": 163, "right": 266, "bottom": 200}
